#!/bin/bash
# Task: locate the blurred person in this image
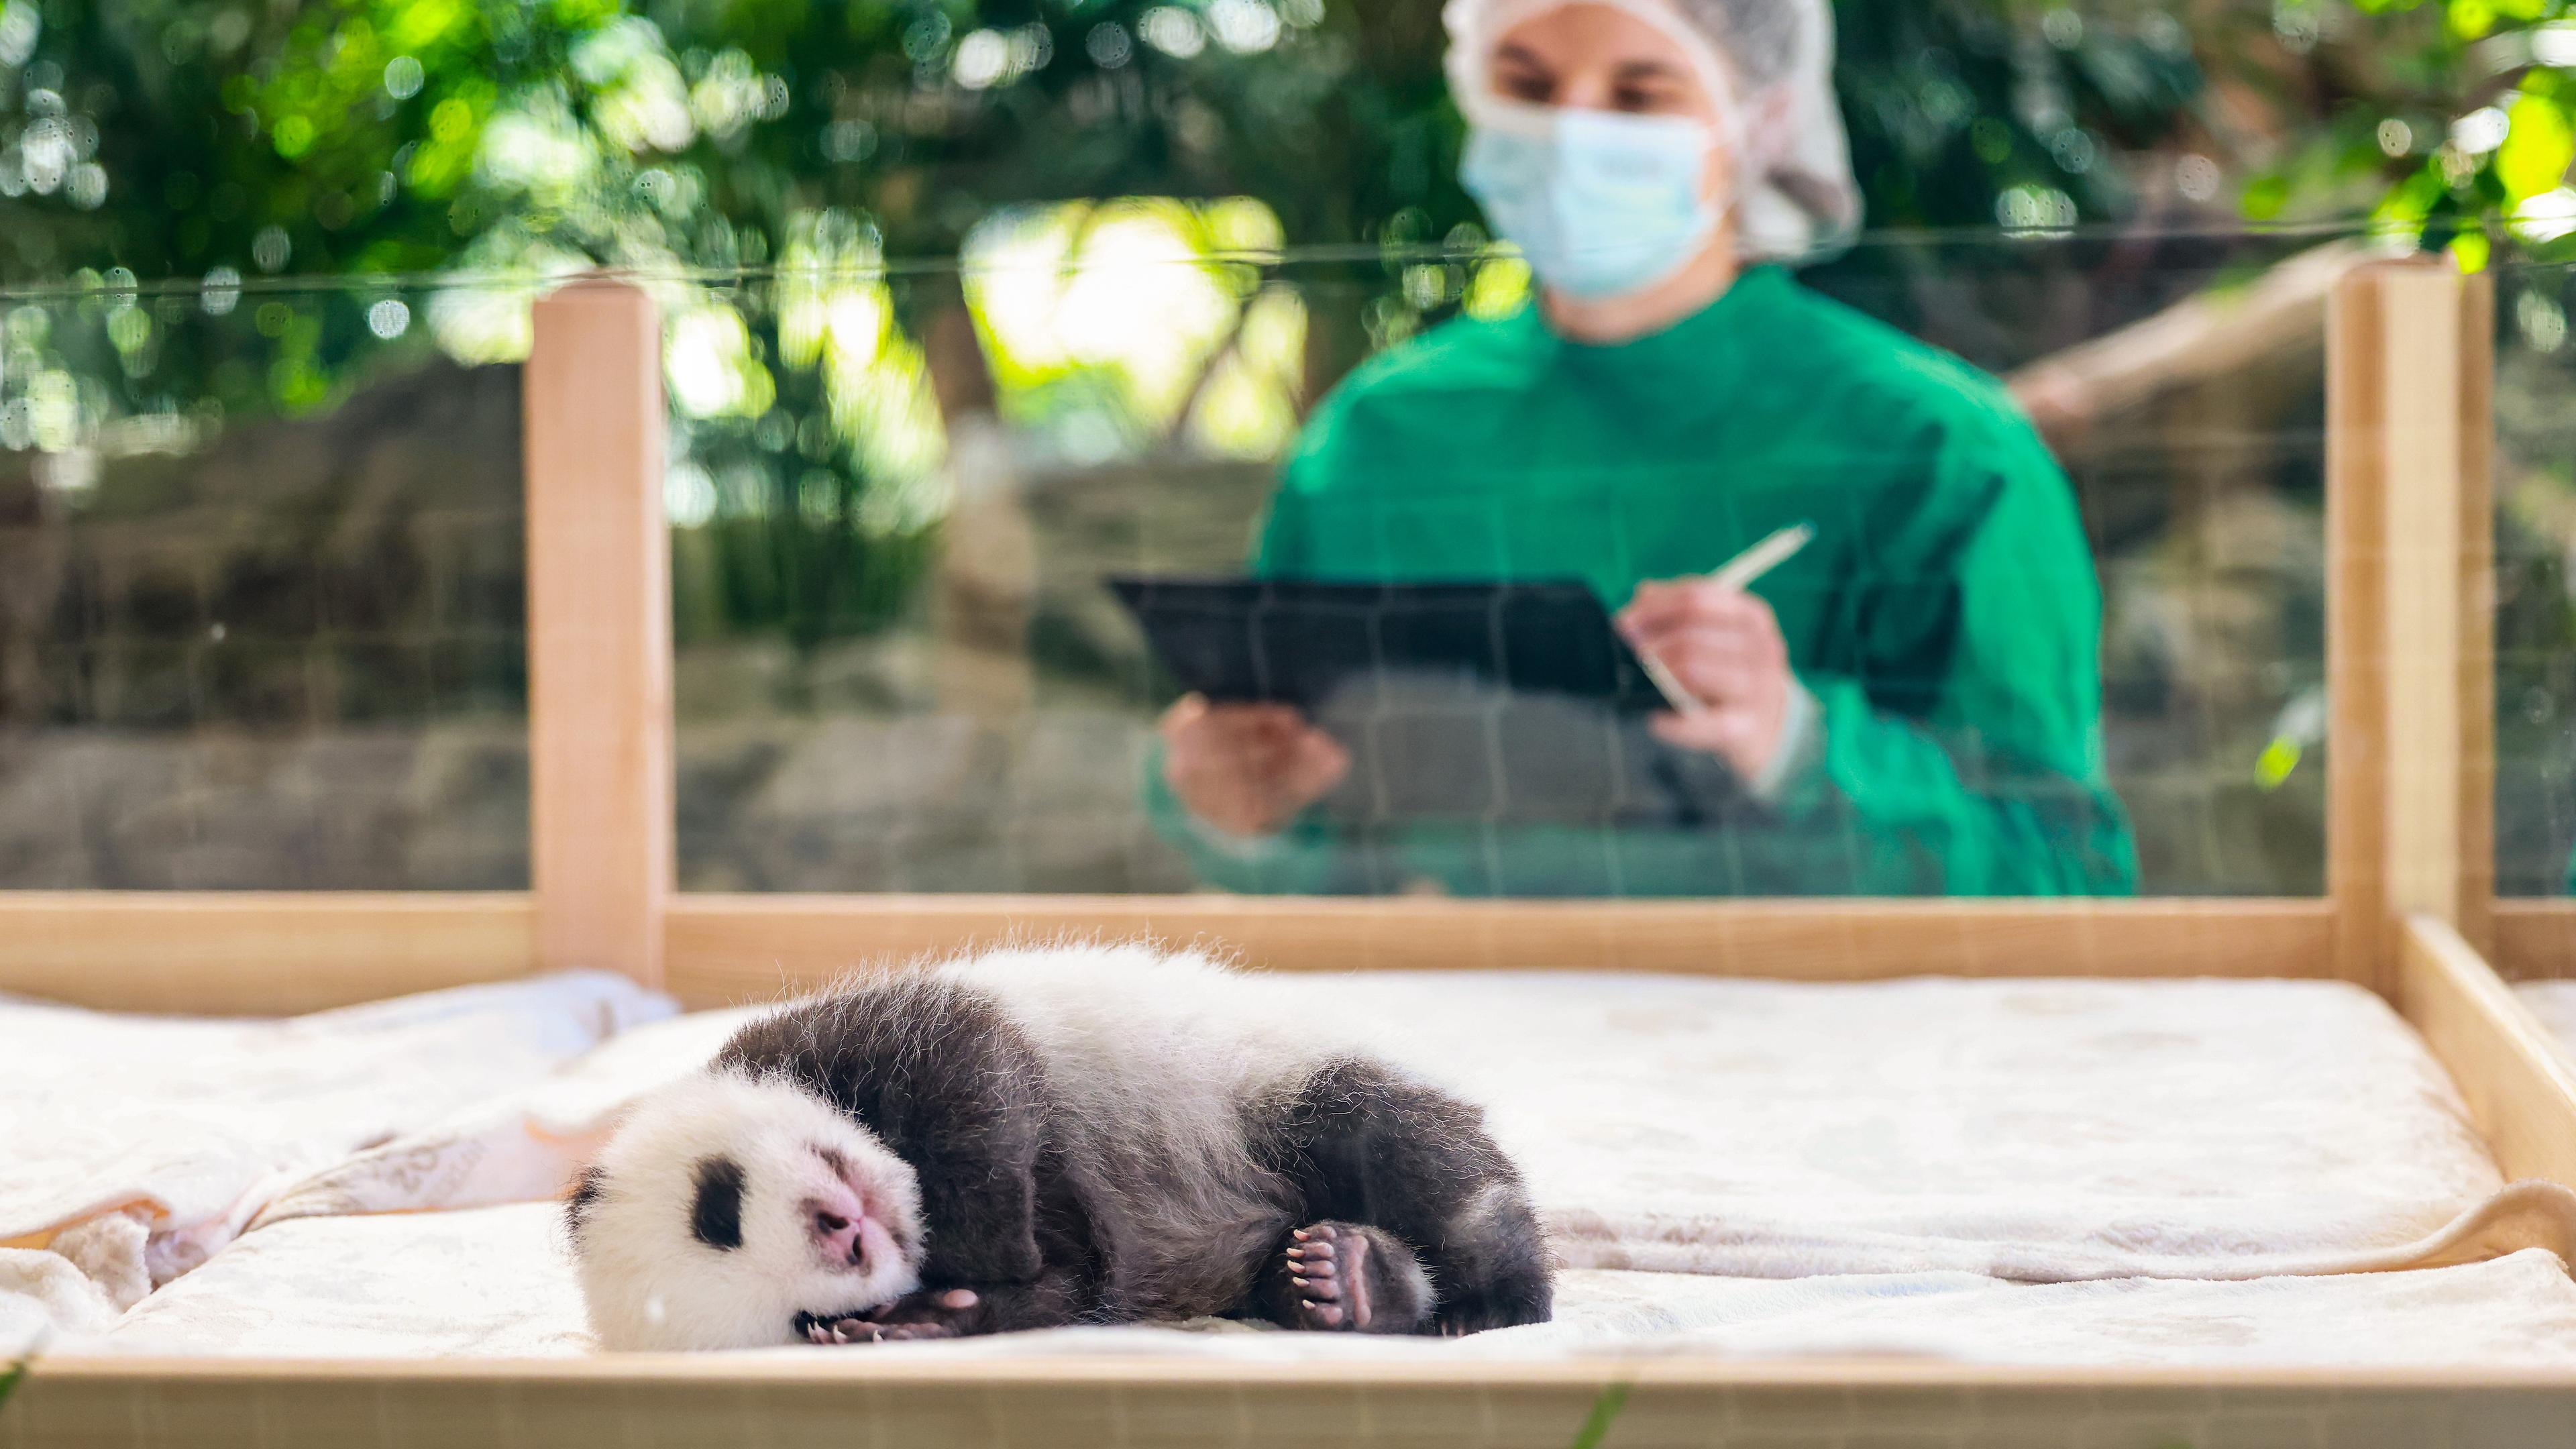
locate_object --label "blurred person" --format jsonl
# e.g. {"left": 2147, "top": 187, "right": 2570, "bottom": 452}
{"left": 1146, "top": 0, "right": 2135, "bottom": 898}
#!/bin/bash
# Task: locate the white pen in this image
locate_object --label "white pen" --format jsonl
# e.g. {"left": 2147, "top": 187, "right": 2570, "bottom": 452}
{"left": 1633, "top": 521, "right": 1815, "bottom": 716}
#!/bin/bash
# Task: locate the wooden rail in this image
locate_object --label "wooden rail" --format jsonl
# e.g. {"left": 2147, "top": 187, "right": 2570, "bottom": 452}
{"left": 2492, "top": 901, "right": 2576, "bottom": 980}
{"left": 9, "top": 1354, "right": 2576, "bottom": 1449}
{"left": 2401, "top": 914, "right": 2576, "bottom": 1188}
{"left": 659, "top": 894, "right": 2335, "bottom": 1006}
{"left": 0, "top": 892, "right": 532, "bottom": 1014}
{"left": 0, "top": 893, "right": 2331, "bottom": 1014}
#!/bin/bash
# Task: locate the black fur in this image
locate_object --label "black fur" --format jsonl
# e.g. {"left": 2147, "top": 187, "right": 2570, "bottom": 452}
{"left": 713, "top": 976, "right": 1551, "bottom": 1339}
{"left": 566, "top": 1165, "right": 606, "bottom": 1231}
{"left": 688, "top": 1155, "right": 746, "bottom": 1251}
{"left": 1250, "top": 1059, "right": 1553, "bottom": 1333}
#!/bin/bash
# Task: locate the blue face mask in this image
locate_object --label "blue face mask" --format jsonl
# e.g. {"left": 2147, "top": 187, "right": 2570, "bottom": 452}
{"left": 1459, "top": 104, "right": 1723, "bottom": 301}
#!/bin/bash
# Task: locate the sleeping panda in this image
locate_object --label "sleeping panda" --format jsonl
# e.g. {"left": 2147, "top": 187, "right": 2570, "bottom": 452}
{"left": 566, "top": 943, "right": 1553, "bottom": 1350}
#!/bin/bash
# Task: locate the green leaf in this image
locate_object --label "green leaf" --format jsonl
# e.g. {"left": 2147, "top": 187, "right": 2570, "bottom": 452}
{"left": 2256, "top": 737, "right": 2303, "bottom": 790}
{"left": 2241, "top": 174, "right": 2292, "bottom": 219}
{"left": 386, "top": 0, "right": 470, "bottom": 54}
{"left": 2498, "top": 95, "right": 2576, "bottom": 201}
{"left": 1568, "top": 1383, "right": 1632, "bottom": 1449}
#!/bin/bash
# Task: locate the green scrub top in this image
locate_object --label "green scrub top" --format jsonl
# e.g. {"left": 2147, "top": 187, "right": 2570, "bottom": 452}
{"left": 1142, "top": 265, "right": 2139, "bottom": 898}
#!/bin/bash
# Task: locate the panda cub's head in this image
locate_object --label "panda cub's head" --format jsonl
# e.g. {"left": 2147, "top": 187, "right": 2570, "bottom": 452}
{"left": 567, "top": 1071, "right": 926, "bottom": 1350}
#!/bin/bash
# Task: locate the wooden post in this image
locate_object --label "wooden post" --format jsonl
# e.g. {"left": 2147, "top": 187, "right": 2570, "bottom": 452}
{"left": 2401, "top": 916, "right": 2576, "bottom": 1187}
{"left": 2326, "top": 258, "right": 2495, "bottom": 994}
{"left": 523, "top": 279, "right": 673, "bottom": 989}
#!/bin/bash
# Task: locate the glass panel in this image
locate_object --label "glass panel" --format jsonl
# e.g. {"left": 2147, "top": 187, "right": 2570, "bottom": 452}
{"left": 667, "top": 227, "right": 2332, "bottom": 896}
{"left": 0, "top": 233, "right": 2340, "bottom": 899}
{"left": 0, "top": 278, "right": 529, "bottom": 888}
{"left": 2497, "top": 258, "right": 2576, "bottom": 898}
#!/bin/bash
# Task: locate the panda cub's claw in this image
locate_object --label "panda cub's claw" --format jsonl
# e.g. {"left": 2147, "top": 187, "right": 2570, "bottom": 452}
{"left": 804, "top": 1287, "right": 981, "bottom": 1345}
{"left": 1281, "top": 1222, "right": 1432, "bottom": 1334}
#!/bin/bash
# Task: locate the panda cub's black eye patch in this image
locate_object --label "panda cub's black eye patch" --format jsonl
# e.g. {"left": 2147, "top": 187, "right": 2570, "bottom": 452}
{"left": 689, "top": 1155, "right": 746, "bottom": 1251}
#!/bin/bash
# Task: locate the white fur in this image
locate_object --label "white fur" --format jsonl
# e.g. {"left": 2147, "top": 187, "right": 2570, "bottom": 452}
{"left": 572, "top": 1072, "right": 923, "bottom": 1351}
{"left": 934, "top": 941, "right": 1346, "bottom": 1162}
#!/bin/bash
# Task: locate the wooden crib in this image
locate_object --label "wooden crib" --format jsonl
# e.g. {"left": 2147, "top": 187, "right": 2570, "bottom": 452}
{"left": 4, "top": 256, "right": 2574, "bottom": 1448}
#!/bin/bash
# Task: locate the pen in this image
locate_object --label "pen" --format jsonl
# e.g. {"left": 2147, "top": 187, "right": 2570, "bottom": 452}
{"left": 1634, "top": 521, "right": 1815, "bottom": 716}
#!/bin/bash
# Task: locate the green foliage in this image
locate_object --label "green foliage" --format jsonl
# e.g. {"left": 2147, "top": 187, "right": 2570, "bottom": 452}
{"left": 0, "top": 0, "right": 1507, "bottom": 649}
{"left": 0, "top": 0, "right": 2224, "bottom": 651}
{"left": 1567, "top": 1381, "right": 1631, "bottom": 1449}
{"left": 0, "top": 0, "right": 2218, "bottom": 321}
{"left": 2251, "top": 0, "right": 2576, "bottom": 263}
{"left": 0, "top": 0, "right": 1468, "bottom": 283}
{"left": 1832, "top": 0, "right": 2200, "bottom": 232}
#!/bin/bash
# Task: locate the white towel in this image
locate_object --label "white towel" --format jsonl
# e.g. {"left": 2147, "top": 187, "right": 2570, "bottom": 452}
{"left": 248, "top": 1006, "right": 764, "bottom": 1231}
{"left": 0, "top": 971, "right": 672, "bottom": 1302}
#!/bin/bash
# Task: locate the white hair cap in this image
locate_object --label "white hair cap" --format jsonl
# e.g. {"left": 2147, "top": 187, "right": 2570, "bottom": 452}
{"left": 1442, "top": 0, "right": 1862, "bottom": 261}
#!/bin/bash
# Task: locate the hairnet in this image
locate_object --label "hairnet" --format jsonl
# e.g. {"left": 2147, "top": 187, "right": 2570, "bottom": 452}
{"left": 1442, "top": 0, "right": 1861, "bottom": 261}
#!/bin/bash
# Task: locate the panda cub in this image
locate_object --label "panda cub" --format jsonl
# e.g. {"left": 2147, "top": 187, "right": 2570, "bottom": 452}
{"left": 568, "top": 943, "right": 1553, "bottom": 1350}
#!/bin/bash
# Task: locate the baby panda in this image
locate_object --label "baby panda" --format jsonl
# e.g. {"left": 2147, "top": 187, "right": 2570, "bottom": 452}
{"left": 567, "top": 942, "right": 1552, "bottom": 1350}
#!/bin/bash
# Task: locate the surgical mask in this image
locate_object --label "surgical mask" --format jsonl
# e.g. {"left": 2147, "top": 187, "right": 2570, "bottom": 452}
{"left": 1460, "top": 103, "right": 1725, "bottom": 301}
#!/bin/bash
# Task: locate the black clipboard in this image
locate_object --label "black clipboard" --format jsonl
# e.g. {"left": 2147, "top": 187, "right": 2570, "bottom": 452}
{"left": 1106, "top": 576, "right": 1670, "bottom": 715}
{"left": 1108, "top": 576, "right": 1726, "bottom": 827}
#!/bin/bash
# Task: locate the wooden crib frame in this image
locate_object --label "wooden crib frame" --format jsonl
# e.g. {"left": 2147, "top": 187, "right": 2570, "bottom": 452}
{"left": 7, "top": 256, "right": 2576, "bottom": 1447}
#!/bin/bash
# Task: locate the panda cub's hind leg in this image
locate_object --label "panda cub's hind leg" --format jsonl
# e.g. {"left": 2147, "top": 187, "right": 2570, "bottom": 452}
{"left": 1252, "top": 1058, "right": 1554, "bottom": 1336}
{"left": 1257, "top": 1222, "right": 1434, "bottom": 1333}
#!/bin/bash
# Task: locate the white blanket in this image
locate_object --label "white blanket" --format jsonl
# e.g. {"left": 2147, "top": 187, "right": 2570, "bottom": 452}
{"left": 1358, "top": 973, "right": 2524, "bottom": 1278}
{"left": 255, "top": 973, "right": 2551, "bottom": 1281}
{"left": 0, "top": 972, "right": 671, "bottom": 1307}
{"left": 88, "top": 1202, "right": 2576, "bottom": 1367}
{"left": 17, "top": 970, "right": 2576, "bottom": 1362}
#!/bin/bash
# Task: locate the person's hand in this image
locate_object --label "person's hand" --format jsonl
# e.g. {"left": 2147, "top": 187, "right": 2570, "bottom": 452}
{"left": 1616, "top": 579, "right": 1795, "bottom": 781}
{"left": 1157, "top": 695, "right": 1351, "bottom": 839}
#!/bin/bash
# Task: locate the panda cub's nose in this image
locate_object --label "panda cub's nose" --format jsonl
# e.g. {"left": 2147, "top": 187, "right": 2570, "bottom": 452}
{"left": 804, "top": 1185, "right": 869, "bottom": 1266}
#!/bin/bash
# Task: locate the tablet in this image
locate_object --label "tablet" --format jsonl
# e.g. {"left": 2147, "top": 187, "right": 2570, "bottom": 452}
{"left": 1106, "top": 576, "right": 1670, "bottom": 716}
{"left": 1108, "top": 576, "right": 1728, "bottom": 828}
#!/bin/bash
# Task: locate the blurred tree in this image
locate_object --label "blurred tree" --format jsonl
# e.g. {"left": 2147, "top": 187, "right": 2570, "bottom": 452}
{"left": 0, "top": 0, "right": 2238, "bottom": 405}
{"left": 1, "top": 0, "right": 1492, "bottom": 655}
{"left": 1835, "top": 0, "right": 2201, "bottom": 231}
{"left": 2226, "top": 0, "right": 2576, "bottom": 264}
{"left": 0, "top": 0, "right": 2309, "bottom": 659}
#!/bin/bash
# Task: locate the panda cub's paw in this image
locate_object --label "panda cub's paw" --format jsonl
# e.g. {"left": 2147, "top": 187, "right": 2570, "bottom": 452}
{"left": 801, "top": 1287, "right": 983, "bottom": 1344}
{"left": 1281, "top": 1222, "right": 1433, "bottom": 1334}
